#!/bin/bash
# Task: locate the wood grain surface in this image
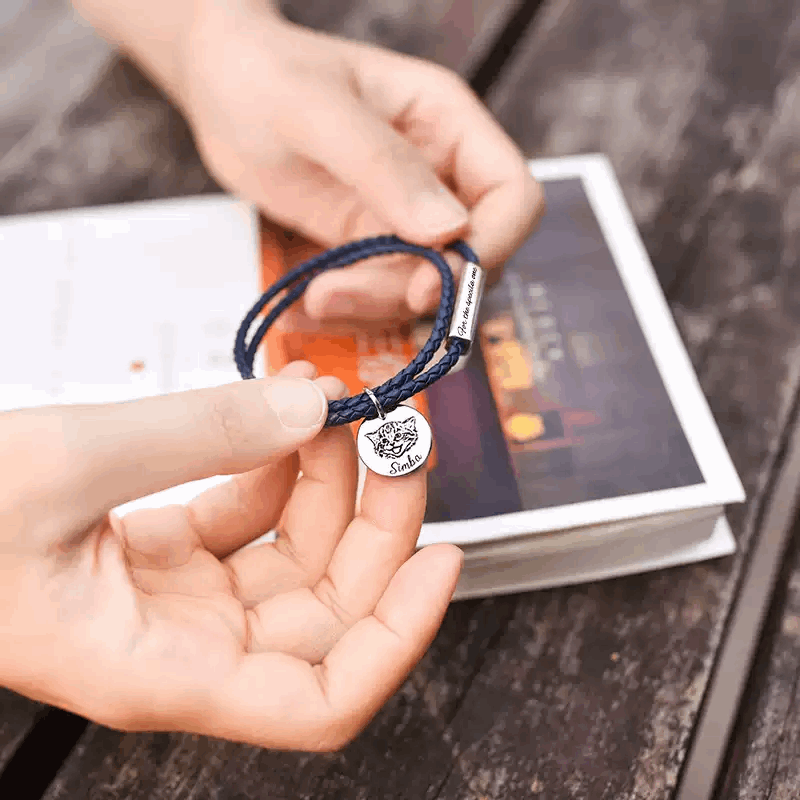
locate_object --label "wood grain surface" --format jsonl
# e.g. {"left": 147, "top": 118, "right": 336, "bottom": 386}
{"left": 3, "top": 0, "right": 800, "bottom": 797}
{"left": 450, "top": 0, "right": 800, "bottom": 796}
{"left": 719, "top": 520, "right": 800, "bottom": 800}
{"left": 0, "top": 691, "right": 41, "bottom": 773}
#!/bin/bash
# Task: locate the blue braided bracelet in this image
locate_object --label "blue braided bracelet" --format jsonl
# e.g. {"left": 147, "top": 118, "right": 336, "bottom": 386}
{"left": 234, "top": 234, "right": 483, "bottom": 428}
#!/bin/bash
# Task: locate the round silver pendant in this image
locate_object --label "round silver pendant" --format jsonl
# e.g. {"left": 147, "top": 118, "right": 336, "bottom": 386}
{"left": 357, "top": 404, "right": 433, "bottom": 477}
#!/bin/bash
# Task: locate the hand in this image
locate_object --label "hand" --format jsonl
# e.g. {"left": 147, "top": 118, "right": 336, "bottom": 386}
{"left": 73, "top": 0, "right": 545, "bottom": 328}
{"left": 0, "top": 362, "right": 462, "bottom": 751}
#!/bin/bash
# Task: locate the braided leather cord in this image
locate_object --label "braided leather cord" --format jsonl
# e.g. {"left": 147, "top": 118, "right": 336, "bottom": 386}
{"left": 234, "top": 235, "right": 478, "bottom": 427}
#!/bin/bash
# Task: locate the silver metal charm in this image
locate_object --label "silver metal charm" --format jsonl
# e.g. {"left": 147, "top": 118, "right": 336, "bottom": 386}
{"left": 357, "top": 403, "right": 433, "bottom": 477}
{"left": 447, "top": 260, "right": 485, "bottom": 350}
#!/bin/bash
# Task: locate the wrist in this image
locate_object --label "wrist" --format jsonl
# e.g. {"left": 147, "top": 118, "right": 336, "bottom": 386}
{"left": 71, "top": 0, "right": 282, "bottom": 110}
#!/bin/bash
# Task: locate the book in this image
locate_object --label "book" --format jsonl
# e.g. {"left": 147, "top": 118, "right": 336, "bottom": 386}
{"left": 0, "top": 154, "right": 744, "bottom": 600}
{"left": 256, "top": 154, "right": 745, "bottom": 599}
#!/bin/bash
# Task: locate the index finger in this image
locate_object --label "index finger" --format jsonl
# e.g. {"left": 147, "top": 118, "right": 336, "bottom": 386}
{"left": 246, "top": 462, "right": 429, "bottom": 662}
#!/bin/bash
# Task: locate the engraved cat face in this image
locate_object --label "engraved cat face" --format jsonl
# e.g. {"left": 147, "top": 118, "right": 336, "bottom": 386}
{"left": 365, "top": 417, "right": 418, "bottom": 459}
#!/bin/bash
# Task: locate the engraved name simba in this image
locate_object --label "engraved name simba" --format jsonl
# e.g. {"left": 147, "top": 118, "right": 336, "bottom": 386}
{"left": 365, "top": 417, "right": 418, "bottom": 460}
{"left": 389, "top": 452, "right": 423, "bottom": 474}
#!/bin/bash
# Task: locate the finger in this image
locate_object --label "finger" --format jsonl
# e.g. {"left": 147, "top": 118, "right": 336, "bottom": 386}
{"left": 111, "top": 456, "right": 297, "bottom": 571}
{"left": 303, "top": 256, "right": 419, "bottom": 323}
{"left": 208, "top": 544, "right": 462, "bottom": 751}
{"left": 110, "top": 378, "right": 341, "bottom": 565}
{"left": 349, "top": 55, "right": 544, "bottom": 312}
{"left": 273, "top": 305, "right": 406, "bottom": 337}
{"left": 26, "top": 376, "right": 329, "bottom": 537}
{"left": 312, "top": 376, "right": 349, "bottom": 402}
{"left": 246, "top": 467, "right": 427, "bottom": 661}
{"left": 247, "top": 154, "right": 385, "bottom": 249}
{"left": 215, "top": 138, "right": 454, "bottom": 324}
{"left": 406, "top": 249, "right": 463, "bottom": 317}
{"left": 233, "top": 156, "right": 420, "bottom": 323}
{"left": 276, "top": 360, "right": 318, "bottom": 380}
{"left": 283, "top": 90, "right": 470, "bottom": 247}
{"left": 320, "top": 466, "right": 428, "bottom": 615}
{"left": 407, "top": 172, "right": 542, "bottom": 316}
{"left": 115, "top": 375, "right": 349, "bottom": 564}
{"left": 225, "top": 419, "right": 359, "bottom": 606}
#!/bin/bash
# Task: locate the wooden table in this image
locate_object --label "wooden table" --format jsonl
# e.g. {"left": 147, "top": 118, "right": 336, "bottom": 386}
{"left": 2, "top": 1, "right": 799, "bottom": 798}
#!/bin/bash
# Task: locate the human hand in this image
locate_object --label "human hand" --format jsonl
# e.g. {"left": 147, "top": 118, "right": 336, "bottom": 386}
{"left": 73, "top": 0, "right": 544, "bottom": 329}
{"left": 0, "top": 362, "right": 462, "bottom": 751}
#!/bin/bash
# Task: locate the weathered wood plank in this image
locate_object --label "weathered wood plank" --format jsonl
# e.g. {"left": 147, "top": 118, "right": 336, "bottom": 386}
{"left": 427, "top": 1, "right": 800, "bottom": 798}
{"left": 281, "top": 0, "right": 524, "bottom": 77}
{"left": 0, "top": 691, "right": 41, "bottom": 773}
{"left": 718, "top": 523, "right": 800, "bottom": 800}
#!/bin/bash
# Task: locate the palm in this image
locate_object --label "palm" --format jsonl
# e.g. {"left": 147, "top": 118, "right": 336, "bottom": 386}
{"left": 113, "top": 531, "right": 251, "bottom": 695}
{"left": 37, "top": 422, "right": 459, "bottom": 751}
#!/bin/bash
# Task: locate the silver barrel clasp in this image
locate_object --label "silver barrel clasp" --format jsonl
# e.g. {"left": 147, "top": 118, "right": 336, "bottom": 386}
{"left": 446, "top": 261, "right": 485, "bottom": 351}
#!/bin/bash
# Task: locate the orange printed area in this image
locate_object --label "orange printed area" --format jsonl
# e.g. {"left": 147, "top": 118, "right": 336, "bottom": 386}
{"left": 479, "top": 310, "right": 602, "bottom": 453}
{"left": 506, "top": 412, "right": 545, "bottom": 443}
{"left": 258, "top": 223, "right": 437, "bottom": 469}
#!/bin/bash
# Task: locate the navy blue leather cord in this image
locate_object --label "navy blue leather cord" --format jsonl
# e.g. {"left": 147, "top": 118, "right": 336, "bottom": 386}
{"left": 234, "top": 235, "right": 479, "bottom": 427}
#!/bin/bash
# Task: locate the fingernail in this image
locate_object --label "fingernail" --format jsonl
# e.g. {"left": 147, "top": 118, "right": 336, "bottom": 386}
{"left": 265, "top": 378, "right": 327, "bottom": 429}
{"left": 315, "top": 376, "right": 349, "bottom": 401}
{"left": 413, "top": 189, "right": 468, "bottom": 236}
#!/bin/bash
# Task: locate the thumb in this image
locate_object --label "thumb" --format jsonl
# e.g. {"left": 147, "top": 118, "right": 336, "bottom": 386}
{"left": 288, "top": 93, "right": 469, "bottom": 245}
{"left": 27, "top": 376, "right": 329, "bottom": 518}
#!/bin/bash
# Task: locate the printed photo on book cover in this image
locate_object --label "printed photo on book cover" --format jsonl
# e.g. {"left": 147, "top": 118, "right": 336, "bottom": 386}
{"left": 422, "top": 178, "right": 704, "bottom": 524}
